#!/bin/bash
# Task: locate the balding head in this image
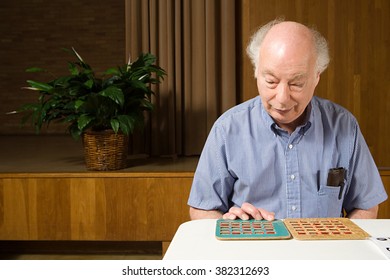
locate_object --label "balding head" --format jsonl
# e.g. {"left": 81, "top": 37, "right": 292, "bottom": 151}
{"left": 252, "top": 20, "right": 326, "bottom": 133}
{"left": 247, "top": 20, "right": 329, "bottom": 78}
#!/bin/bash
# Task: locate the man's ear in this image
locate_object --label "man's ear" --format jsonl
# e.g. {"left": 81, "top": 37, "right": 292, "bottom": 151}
{"left": 314, "top": 72, "right": 320, "bottom": 87}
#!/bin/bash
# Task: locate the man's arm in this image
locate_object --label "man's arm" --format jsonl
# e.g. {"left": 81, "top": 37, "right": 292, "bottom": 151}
{"left": 346, "top": 205, "right": 379, "bottom": 219}
{"left": 189, "top": 207, "right": 223, "bottom": 220}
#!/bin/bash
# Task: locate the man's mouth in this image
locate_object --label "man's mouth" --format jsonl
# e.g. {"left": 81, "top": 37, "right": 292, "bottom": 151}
{"left": 272, "top": 106, "right": 294, "bottom": 114}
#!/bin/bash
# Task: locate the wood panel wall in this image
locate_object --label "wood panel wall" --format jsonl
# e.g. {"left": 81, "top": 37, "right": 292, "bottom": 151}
{"left": 239, "top": 0, "right": 390, "bottom": 167}
{"left": 0, "top": 173, "right": 192, "bottom": 241}
{"left": 378, "top": 171, "right": 390, "bottom": 219}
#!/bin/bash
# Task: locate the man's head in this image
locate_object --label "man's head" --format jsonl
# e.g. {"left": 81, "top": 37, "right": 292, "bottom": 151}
{"left": 247, "top": 20, "right": 329, "bottom": 133}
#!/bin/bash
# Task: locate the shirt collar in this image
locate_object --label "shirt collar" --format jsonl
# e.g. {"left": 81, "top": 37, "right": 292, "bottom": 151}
{"left": 260, "top": 98, "right": 314, "bottom": 136}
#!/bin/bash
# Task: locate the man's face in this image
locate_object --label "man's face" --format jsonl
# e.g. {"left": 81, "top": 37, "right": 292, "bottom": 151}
{"left": 256, "top": 35, "right": 320, "bottom": 133}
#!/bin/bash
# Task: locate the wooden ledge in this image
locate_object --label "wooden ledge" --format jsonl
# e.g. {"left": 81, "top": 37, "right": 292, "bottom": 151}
{"left": 0, "top": 171, "right": 195, "bottom": 179}
{"left": 0, "top": 135, "right": 199, "bottom": 173}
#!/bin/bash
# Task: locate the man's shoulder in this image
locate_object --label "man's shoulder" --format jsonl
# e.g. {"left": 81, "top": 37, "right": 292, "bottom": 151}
{"left": 216, "top": 96, "right": 261, "bottom": 124}
{"left": 312, "top": 96, "right": 357, "bottom": 124}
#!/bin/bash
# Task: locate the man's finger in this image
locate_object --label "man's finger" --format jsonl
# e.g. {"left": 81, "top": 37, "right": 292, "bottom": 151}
{"left": 258, "top": 208, "right": 275, "bottom": 221}
{"left": 224, "top": 207, "right": 250, "bottom": 220}
{"left": 222, "top": 212, "right": 237, "bottom": 220}
{"left": 241, "top": 202, "right": 263, "bottom": 220}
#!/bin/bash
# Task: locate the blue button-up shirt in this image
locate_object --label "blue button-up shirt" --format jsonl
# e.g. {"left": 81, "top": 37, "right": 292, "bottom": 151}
{"left": 188, "top": 96, "right": 387, "bottom": 218}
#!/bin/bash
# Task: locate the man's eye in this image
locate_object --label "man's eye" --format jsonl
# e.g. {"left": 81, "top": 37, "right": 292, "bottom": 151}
{"left": 290, "top": 83, "right": 304, "bottom": 89}
{"left": 266, "top": 80, "right": 276, "bottom": 84}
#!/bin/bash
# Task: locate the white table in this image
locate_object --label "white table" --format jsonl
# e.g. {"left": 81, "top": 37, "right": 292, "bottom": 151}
{"left": 163, "top": 219, "right": 390, "bottom": 260}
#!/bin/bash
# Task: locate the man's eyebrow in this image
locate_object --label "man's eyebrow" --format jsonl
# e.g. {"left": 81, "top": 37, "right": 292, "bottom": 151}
{"left": 290, "top": 73, "right": 307, "bottom": 80}
{"left": 261, "top": 70, "right": 307, "bottom": 79}
{"left": 261, "top": 70, "right": 277, "bottom": 77}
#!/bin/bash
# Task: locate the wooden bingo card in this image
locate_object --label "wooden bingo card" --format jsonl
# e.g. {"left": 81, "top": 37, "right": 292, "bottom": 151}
{"left": 216, "top": 219, "right": 291, "bottom": 240}
{"left": 283, "top": 218, "right": 370, "bottom": 240}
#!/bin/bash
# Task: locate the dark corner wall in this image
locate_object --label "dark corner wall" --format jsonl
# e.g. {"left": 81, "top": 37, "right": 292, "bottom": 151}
{"left": 0, "top": 0, "right": 125, "bottom": 135}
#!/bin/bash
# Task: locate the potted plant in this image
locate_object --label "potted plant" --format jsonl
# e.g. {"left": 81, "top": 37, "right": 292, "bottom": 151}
{"left": 15, "top": 48, "right": 166, "bottom": 170}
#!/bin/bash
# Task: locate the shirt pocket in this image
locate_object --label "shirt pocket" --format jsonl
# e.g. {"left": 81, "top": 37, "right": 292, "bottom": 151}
{"left": 317, "top": 185, "right": 343, "bottom": 217}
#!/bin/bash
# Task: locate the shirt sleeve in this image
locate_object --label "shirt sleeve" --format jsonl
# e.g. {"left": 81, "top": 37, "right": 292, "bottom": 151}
{"left": 343, "top": 121, "right": 388, "bottom": 213}
{"left": 187, "top": 122, "right": 235, "bottom": 213}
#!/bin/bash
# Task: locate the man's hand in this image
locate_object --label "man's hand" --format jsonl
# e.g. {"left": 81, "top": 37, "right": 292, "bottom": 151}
{"left": 222, "top": 202, "right": 275, "bottom": 221}
{"left": 189, "top": 203, "right": 275, "bottom": 220}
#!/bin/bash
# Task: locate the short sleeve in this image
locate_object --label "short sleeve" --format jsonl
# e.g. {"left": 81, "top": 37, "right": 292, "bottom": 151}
{"left": 343, "top": 122, "right": 388, "bottom": 213}
{"left": 187, "top": 123, "right": 235, "bottom": 213}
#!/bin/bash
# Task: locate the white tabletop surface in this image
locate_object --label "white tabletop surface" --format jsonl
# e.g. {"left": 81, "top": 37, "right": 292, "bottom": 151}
{"left": 163, "top": 219, "right": 390, "bottom": 260}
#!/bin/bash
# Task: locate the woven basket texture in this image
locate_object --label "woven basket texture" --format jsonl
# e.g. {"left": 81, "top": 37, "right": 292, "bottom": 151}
{"left": 82, "top": 130, "right": 129, "bottom": 171}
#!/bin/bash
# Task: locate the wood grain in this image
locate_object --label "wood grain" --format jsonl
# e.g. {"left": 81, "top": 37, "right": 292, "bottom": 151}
{"left": 378, "top": 170, "right": 390, "bottom": 219}
{"left": 0, "top": 174, "right": 192, "bottom": 241}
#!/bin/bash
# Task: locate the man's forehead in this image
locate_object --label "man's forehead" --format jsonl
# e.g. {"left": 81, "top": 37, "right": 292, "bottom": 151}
{"left": 261, "top": 69, "right": 308, "bottom": 80}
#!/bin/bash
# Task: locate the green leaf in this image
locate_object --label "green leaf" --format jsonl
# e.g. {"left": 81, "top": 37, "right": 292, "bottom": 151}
{"left": 68, "top": 123, "right": 82, "bottom": 140}
{"left": 99, "top": 86, "right": 124, "bottom": 106}
{"left": 104, "top": 67, "right": 120, "bottom": 75}
{"left": 129, "top": 80, "right": 149, "bottom": 92}
{"left": 84, "top": 79, "right": 94, "bottom": 89}
{"left": 77, "top": 114, "right": 94, "bottom": 131}
{"left": 117, "top": 115, "right": 135, "bottom": 135}
{"left": 110, "top": 118, "right": 120, "bottom": 133}
{"left": 140, "top": 99, "right": 154, "bottom": 111}
{"left": 52, "top": 76, "right": 71, "bottom": 87}
{"left": 74, "top": 100, "right": 84, "bottom": 109}
{"left": 26, "top": 80, "right": 53, "bottom": 92}
{"left": 68, "top": 62, "right": 79, "bottom": 75}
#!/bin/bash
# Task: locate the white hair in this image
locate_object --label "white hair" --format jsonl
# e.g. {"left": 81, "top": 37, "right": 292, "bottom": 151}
{"left": 246, "top": 19, "right": 330, "bottom": 78}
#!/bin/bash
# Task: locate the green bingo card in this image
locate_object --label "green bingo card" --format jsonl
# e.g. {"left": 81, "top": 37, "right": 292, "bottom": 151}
{"left": 216, "top": 219, "right": 291, "bottom": 240}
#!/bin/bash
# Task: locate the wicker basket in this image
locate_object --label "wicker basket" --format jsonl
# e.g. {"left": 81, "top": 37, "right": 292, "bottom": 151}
{"left": 82, "top": 130, "right": 129, "bottom": 171}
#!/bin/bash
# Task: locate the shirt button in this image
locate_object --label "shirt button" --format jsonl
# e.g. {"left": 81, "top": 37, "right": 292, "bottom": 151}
{"left": 290, "top": 174, "right": 295, "bottom": 180}
{"left": 288, "top": 144, "right": 293, "bottom": 149}
{"left": 291, "top": 206, "right": 297, "bottom": 211}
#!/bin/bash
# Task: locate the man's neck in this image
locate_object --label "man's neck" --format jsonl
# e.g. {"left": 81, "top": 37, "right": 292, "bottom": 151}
{"left": 276, "top": 108, "right": 308, "bottom": 134}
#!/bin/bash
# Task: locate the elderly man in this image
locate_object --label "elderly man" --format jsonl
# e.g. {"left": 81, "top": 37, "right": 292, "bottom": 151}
{"left": 188, "top": 20, "right": 387, "bottom": 220}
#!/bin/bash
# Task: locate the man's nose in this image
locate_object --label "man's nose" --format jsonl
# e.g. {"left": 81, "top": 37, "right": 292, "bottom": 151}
{"left": 275, "top": 83, "right": 291, "bottom": 104}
